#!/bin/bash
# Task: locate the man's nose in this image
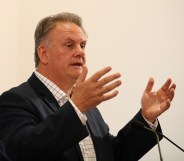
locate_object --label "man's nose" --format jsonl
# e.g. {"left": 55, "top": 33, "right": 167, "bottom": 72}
{"left": 74, "top": 45, "right": 85, "bottom": 57}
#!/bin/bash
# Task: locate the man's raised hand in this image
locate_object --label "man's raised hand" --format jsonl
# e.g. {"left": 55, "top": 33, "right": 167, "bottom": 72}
{"left": 71, "top": 66, "right": 122, "bottom": 112}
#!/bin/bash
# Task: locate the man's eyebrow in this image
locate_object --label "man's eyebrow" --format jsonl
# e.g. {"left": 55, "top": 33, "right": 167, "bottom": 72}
{"left": 81, "top": 40, "right": 87, "bottom": 44}
{"left": 64, "top": 38, "right": 74, "bottom": 42}
{"left": 64, "top": 38, "right": 87, "bottom": 43}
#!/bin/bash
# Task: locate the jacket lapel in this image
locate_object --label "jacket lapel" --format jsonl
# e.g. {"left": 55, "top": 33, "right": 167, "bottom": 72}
{"left": 27, "top": 73, "right": 60, "bottom": 112}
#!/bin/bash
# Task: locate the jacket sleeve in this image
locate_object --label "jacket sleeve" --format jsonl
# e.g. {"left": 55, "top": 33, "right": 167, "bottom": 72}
{"left": 112, "top": 110, "right": 163, "bottom": 161}
{"left": 0, "top": 90, "right": 88, "bottom": 161}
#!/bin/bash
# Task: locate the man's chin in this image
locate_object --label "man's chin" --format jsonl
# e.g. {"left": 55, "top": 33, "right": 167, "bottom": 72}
{"left": 71, "top": 72, "right": 82, "bottom": 81}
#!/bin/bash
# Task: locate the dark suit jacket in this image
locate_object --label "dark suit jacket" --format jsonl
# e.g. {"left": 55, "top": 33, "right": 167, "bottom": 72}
{"left": 0, "top": 73, "right": 163, "bottom": 161}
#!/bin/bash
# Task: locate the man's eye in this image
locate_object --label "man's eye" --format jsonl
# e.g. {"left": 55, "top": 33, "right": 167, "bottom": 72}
{"left": 81, "top": 44, "right": 86, "bottom": 49}
{"left": 66, "top": 44, "right": 73, "bottom": 48}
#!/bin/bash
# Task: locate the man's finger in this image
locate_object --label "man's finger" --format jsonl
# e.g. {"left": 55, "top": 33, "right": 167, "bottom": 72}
{"left": 99, "top": 80, "right": 122, "bottom": 95}
{"left": 160, "top": 99, "right": 171, "bottom": 113}
{"left": 165, "top": 83, "right": 176, "bottom": 98}
{"left": 168, "top": 88, "right": 175, "bottom": 102}
{"left": 161, "top": 78, "right": 172, "bottom": 91}
{"left": 99, "top": 90, "right": 119, "bottom": 102}
{"left": 144, "top": 77, "right": 154, "bottom": 93}
{"left": 98, "top": 73, "right": 121, "bottom": 87}
{"left": 91, "top": 66, "right": 112, "bottom": 81}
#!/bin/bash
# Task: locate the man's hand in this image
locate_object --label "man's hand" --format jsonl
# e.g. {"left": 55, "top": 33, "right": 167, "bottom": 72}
{"left": 71, "top": 66, "right": 122, "bottom": 112}
{"left": 141, "top": 77, "right": 176, "bottom": 122}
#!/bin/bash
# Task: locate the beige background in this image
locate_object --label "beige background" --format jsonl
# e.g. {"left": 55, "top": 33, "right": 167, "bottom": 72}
{"left": 1, "top": 0, "right": 184, "bottom": 160}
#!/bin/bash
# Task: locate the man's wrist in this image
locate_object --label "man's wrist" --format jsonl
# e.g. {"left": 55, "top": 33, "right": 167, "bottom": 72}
{"left": 142, "top": 114, "right": 158, "bottom": 131}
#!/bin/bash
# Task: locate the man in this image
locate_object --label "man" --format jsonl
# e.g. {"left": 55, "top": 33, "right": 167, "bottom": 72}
{"left": 0, "top": 12, "right": 176, "bottom": 161}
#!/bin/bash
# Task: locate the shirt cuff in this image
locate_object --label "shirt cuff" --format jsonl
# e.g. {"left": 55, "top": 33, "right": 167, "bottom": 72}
{"left": 69, "top": 99, "right": 87, "bottom": 125}
{"left": 142, "top": 115, "right": 158, "bottom": 131}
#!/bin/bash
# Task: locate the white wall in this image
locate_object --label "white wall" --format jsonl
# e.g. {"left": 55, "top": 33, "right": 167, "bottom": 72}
{"left": 1, "top": 0, "right": 184, "bottom": 160}
{"left": 0, "top": 0, "right": 18, "bottom": 92}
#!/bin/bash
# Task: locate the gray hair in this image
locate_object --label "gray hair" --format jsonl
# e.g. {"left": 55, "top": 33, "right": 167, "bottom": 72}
{"left": 34, "top": 12, "right": 86, "bottom": 67}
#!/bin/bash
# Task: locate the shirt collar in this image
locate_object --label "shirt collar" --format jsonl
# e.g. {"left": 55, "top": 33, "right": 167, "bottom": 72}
{"left": 34, "top": 71, "right": 69, "bottom": 106}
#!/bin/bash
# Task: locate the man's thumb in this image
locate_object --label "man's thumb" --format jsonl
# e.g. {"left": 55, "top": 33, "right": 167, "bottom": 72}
{"left": 76, "top": 65, "right": 88, "bottom": 84}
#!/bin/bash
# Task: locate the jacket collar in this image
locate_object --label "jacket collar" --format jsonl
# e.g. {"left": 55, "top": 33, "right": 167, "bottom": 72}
{"left": 27, "top": 73, "right": 60, "bottom": 112}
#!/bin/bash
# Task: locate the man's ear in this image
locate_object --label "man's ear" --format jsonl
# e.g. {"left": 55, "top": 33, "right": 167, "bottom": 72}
{"left": 37, "top": 44, "right": 49, "bottom": 65}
